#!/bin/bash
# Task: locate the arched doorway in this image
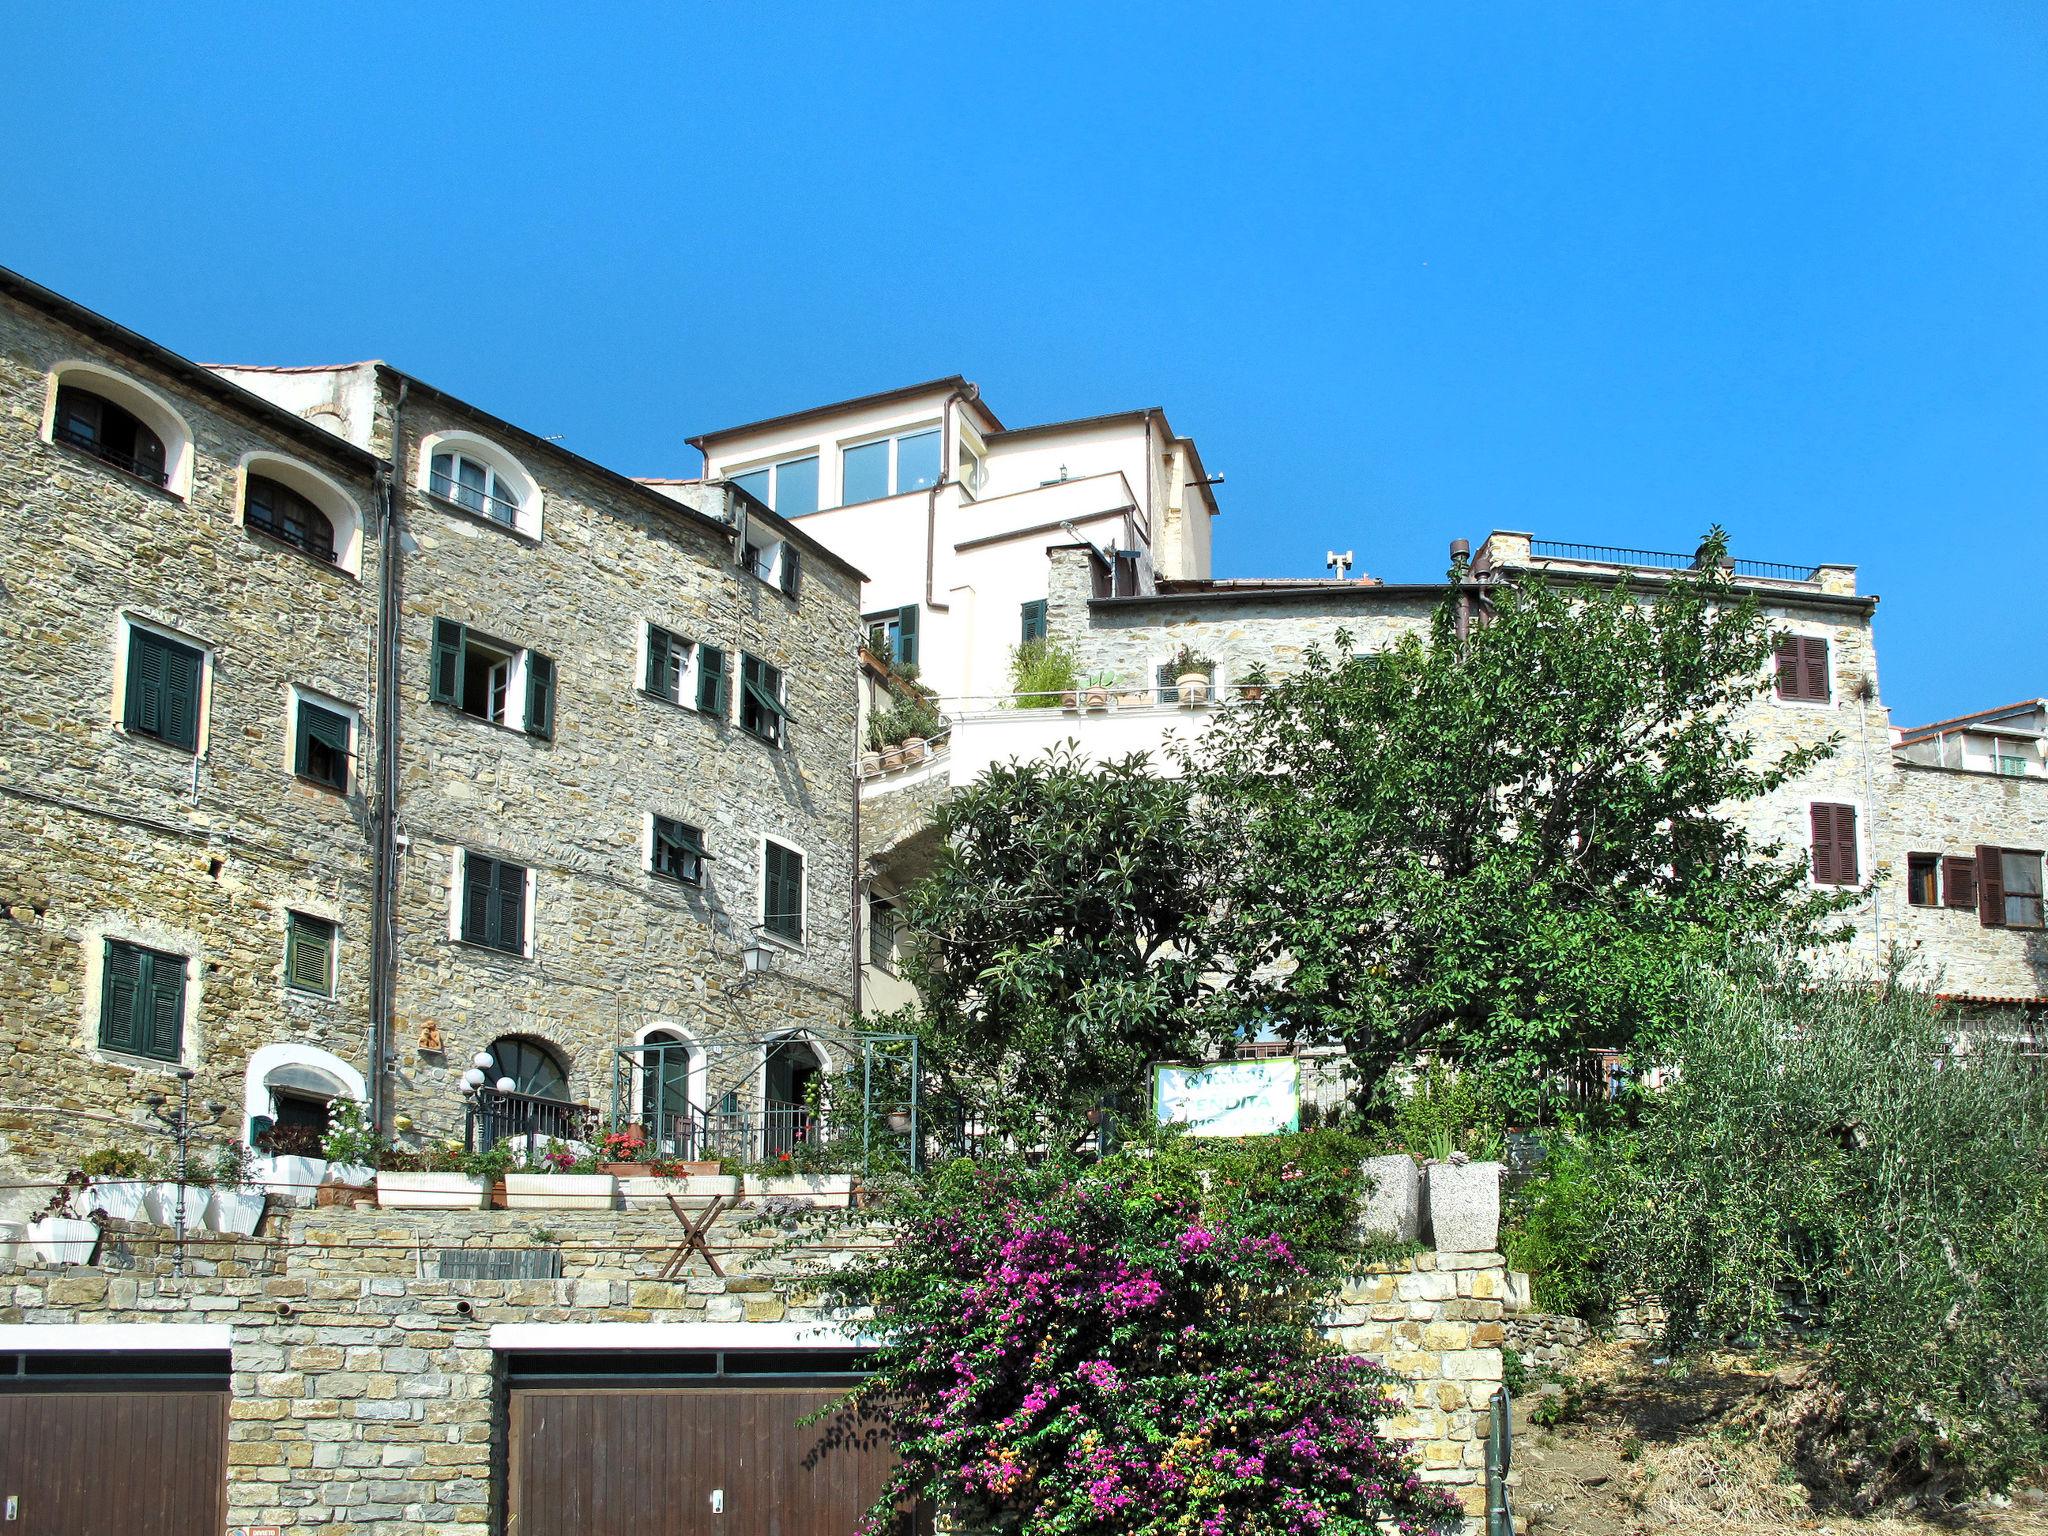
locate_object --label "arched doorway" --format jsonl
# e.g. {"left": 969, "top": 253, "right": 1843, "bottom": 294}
{"left": 474, "top": 1036, "right": 578, "bottom": 1149}
{"left": 636, "top": 1028, "right": 706, "bottom": 1157}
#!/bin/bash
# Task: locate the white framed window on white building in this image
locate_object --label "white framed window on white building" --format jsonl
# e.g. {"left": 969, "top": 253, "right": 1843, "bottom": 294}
{"left": 730, "top": 453, "right": 819, "bottom": 517}
{"left": 839, "top": 426, "right": 942, "bottom": 506}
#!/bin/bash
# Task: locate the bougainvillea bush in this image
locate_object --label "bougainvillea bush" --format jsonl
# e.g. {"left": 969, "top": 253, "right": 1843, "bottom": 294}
{"left": 835, "top": 1138, "right": 1459, "bottom": 1535}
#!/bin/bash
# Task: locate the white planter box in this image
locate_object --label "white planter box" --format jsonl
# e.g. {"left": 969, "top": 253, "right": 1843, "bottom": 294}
{"left": 747, "top": 1174, "right": 856, "bottom": 1207}
{"left": 1422, "top": 1160, "right": 1503, "bottom": 1252}
{"left": 619, "top": 1174, "right": 739, "bottom": 1205}
{"left": 74, "top": 1177, "right": 152, "bottom": 1223}
{"left": 205, "top": 1187, "right": 268, "bottom": 1236}
{"left": 375, "top": 1171, "right": 491, "bottom": 1210}
{"left": 144, "top": 1182, "right": 209, "bottom": 1229}
{"left": 28, "top": 1217, "right": 100, "bottom": 1265}
{"left": 0, "top": 1223, "right": 28, "bottom": 1266}
{"left": 502, "top": 1173, "right": 617, "bottom": 1211}
{"left": 251, "top": 1153, "right": 332, "bottom": 1199}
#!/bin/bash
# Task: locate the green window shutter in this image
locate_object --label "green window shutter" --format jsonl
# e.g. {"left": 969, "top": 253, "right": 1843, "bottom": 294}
{"left": 462, "top": 854, "right": 494, "bottom": 944}
{"left": 765, "top": 843, "right": 803, "bottom": 942}
{"left": 125, "top": 629, "right": 202, "bottom": 751}
{"left": 653, "top": 817, "right": 706, "bottom": 885}
{"left": 295, "top": 700, "right": 351, "bottom": 789}
{"left": 161, "top": 642, "right": 201, "bottom": 752}
{"left": 144, "top": 951, "right": 185, "bottom": 1061}
{"left": 1021, "top": 599, "right": 1048, "bottom": 643}
{"left": 779, "top": 547, "right": 802, "bottom": 600}
{"left": 646, "top": 627, "right": 675, "bottom": 698}
{"left": 430, "top": 619, "right": 465, "bottom": 706}
{"left": 525, "top": 652, "right": 556, "bottom": 740}
{"left": 286, "top": 914, "right": 335, "bottom": 994}
{"left": 896, "top": 605, "right": 919, "bottom": 668}
{"left": 492, "top": 859, "right": 528, "bottom": 953}
{"left": 124, "top": 630, "right": 166, "bottom": 737}
{"left": 99, "top": 939, "right": 141, "bottom": 1053}
{"left": 696, "top": 645, "right": 728, "bottom": 716}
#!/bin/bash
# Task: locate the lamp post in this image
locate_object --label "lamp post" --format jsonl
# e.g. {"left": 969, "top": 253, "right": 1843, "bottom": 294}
{"left": 144, "top": 1068, "right": 225, "bottom": 1280}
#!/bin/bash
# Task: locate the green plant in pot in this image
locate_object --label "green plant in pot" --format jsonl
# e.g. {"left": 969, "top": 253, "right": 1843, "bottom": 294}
{"left": 1009, "top": 638, "right": 1078, "bottom": 710}
{"left": 1170, "top": 645, "right": 1216, "bottom": 705}
{"left": 1081, "top": 671, "right": 1119, "bottom": 710}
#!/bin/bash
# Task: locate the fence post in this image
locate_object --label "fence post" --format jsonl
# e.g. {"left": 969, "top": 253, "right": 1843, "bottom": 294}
{"left": 1485, "top": 1383, "right": 1513, "bottom": 1536}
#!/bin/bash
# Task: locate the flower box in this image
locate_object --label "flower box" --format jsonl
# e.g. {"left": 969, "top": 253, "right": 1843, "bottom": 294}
{"left": 502, "top": 1173, "right": 617, "bottom": 1211}
{"left": 374, "top": 1171, "right": 491, "bottom": 1209}
{"left": 74, "top": 1176, "right": 151, "bottom": 1223}
{"left": 28, "top": 1217, "right": 100, "bottom": 1265}
{"left": 746, "top": 1173, "right": 856, "bottom": 1207}
{"left": 619, "top": 1174, "right": 739, "bottom": 1205}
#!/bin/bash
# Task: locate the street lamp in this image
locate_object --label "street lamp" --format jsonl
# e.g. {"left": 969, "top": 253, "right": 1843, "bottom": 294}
{"left": 145, "top": 1068, "right": 225, "bottom": 1280}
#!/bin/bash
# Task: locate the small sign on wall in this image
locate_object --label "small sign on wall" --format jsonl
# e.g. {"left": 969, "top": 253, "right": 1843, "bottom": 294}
{"left": 1153, "top": 1057, "right": 1300, "bottom": 1137}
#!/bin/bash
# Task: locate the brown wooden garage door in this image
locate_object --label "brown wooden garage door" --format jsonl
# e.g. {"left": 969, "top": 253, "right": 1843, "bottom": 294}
{"left": 509, "top": 1381, "right": 917, "bottom": 1536}
{"left": 0, "top": 1373, "right": 228, "bottom": 1536}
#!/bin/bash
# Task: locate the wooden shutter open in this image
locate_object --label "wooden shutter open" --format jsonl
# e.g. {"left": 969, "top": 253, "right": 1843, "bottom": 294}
{"left": 1831, "top": 803, "right": 1858, "bottom": 883}
{"left": 1976, "top": 845, "right": 2006, "bottom": 927}
{"left": 1774, "top": 636, "right": 1801, "bottom": 700}
{"left": 1809, "top": 804, "right": 1834, "bottom": 884}
{"left": 1021, "top": 599, "right": 1048, "bottom": 643}
{"left": 525, "top": 653, "right": 556, "bottom": 740}
{"left": 430, "top": 619, "right": 465, "bottom": 705}
{"left": 1801, "top": 637, "right": 1830, "bottom": 702}
{"left": 897, "top": 605, "right": 919, "bottom": 669}
{"left": 697, "top": 645, "right": 727, "bottom": 716}
{"left": 1943, "top": 856, "right": 1977, "bottom": 910}
{"left": 99, "top": 940, "right": 141, "bottom": 1053}
{"left": 779, "top": 547, "right": 801, "bottom": 600}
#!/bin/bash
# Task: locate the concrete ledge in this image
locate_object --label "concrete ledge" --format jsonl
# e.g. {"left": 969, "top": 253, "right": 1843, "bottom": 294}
{"left": 487, "top": 1320, "right": 874, "bottom": 1352}
{"left": 0, "top": 1322, "right": 233, "bottom": 1350}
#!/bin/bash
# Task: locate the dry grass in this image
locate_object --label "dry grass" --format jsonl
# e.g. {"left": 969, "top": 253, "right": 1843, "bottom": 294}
{"left": 1510, "top": 1342, "right": 2048, "bottom": 1536}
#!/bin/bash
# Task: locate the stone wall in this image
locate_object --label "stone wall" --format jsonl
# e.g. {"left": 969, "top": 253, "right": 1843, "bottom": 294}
{"left": 0, "top": 290, "right": 381, "bottom": 1215}
{"left": 0, "top": 1204, "right": 1505, "bottom": 1533}
{"left": 1502, "top": 1310, "right": 1591, "bottom": 1372}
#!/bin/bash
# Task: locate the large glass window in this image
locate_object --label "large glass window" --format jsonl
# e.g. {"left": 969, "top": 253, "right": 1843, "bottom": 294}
{"left": 247, "top": 475, "right": 338, "bottom": 563}
{"left": 430, "top": 450, "right": 524, "bottom": 528}
{"left": 2001, "top": 850, "right": 2044, "bottom": 929}
{"left": 54, "top": 385, "right": 167, "bottom": 486}
{"left": 841, "top": 439, "right": 891, "bottom": 505}
{"left": 897, "top": 429, "right": 941, "bottom": 492}
{"left": 840, "top": 427, "right": 944, "bottom": 504}
{"left": 730, "top": 454, "right": 818, "bottom": 515}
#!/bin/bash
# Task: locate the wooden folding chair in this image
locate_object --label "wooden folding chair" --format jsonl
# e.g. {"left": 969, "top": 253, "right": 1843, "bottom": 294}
{"left": 657, "top": 1192, "right": 728, "bottom": 1279}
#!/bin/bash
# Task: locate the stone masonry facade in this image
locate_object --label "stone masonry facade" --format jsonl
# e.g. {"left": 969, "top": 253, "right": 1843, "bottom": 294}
{"left": 0, "top": 271, "right": 866, "bottom": 1210}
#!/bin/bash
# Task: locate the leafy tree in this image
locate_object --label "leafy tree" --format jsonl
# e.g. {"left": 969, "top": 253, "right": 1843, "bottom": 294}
{"left": 1189, "top": 530, "right": 1850, "bottom": 1112}
{"left": 879, "top": 745, "right": 1227, "bottom": 1145}
{"left": 830, "top": 1140, "right": 1458, "bottom": 1535}
{"left": 1600, "top": 966, "right": 2048, "bottom": 1497}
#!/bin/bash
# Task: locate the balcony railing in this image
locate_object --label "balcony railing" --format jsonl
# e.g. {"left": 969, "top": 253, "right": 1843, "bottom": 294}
{"left": 429, "top": 469, "right": 521, "bottom": 528}
{"left": 466, "top": 1087, "right": 602, "bottom": 1152}
{"left": 53, "top": 422, "right": 169, "bottom": 487}
{"left": 1529, "top": 540, "right": 1819, "bottom": 584}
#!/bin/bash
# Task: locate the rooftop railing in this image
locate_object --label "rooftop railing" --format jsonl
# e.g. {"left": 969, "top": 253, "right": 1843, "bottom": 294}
{"left": 1528, "top": 539, "right": 1821, "bottom": 584}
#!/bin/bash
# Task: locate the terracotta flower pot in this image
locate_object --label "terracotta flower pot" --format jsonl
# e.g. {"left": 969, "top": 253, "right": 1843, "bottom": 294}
{"left": 1060, "top": 691, "right": 1080, "bottom": 711}
{"left": 1176, "top": 672, "right": 1211, "bottom": 707}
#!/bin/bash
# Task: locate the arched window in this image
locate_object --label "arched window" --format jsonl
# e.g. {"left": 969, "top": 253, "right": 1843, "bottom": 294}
{"left": 246, "top": 474, "right": 337, "bottom": 563}
{"left": 482, "top": 1036, "right": 569, "bottom": 1100}
{"left": 53, "top": 383, "right": 168, "bottom": 486}
{"left": 423, "top": 432, "right": 539, "bottom": 534}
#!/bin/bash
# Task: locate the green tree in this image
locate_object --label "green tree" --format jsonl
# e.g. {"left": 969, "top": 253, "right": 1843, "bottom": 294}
{"left": 1190, "top": 530, "right": 1850, "bottom": 1112}
{"left": 881, "top": 745, "right": 1227, "bottom": 1145}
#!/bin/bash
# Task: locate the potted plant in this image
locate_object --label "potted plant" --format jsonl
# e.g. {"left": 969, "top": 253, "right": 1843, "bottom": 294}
{"left": 1009, "top": 637, "right": 1079, "bottom": 711}
{"left": 596, "top": 1126, "right": 654, "bottom": 1178}
{"left": 318, "top": 1099, "right": 378, "bottom": 1199}
{"left": 1081, "top": 671, "right": 1118, "bottom": 711}
{"left": 374, "top": 1141, "right": 503, "bottom": 1209}
{"left": 504, "top": 1139, "right": 617, "bottom": 1211}
{"left": 1170, "top": 645, "right": 1215, "bottom": 707}
{"left": 203, "top": 1141, "right": 268, "bottom": 1236}
{"left": 73, "top": 1146, "right": 159, "bottom": 1223}
{"left": 618, "top": 1155, "right": 740, "bottom": 1205}
{"left": 860, "top": 749, "right": 882, "bottom": 776}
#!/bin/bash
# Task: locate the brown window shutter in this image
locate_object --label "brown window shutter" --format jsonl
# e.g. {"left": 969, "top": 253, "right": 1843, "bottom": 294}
{"left": 1801, "top": 637, "right": 1830, "bottom": 702}
{"left": 1976, "top": 845, "right": 2006, "bottom": 927}
{"left": 1943, "top": 856, "right": 1977, "bottom": 910}
{"left": 1832, "top": 803, "right": 1858, "bottom": 883}
{"left": 1775, "top": 636, "right": 1801, "bottom": 700}
{"left": 1809, "top": 804, "right": 1835, "bottom": 884}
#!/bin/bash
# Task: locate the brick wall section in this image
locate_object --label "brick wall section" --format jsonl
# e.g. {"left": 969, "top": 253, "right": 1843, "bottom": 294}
{"left": 0, "top": 1216, "right": 1504, "bottom": 1533}
{"left": 0, "top": 294, "right": 380, "bottom": 1213}
{"left": 369, "top": 384, "right": 862, "bottom": 1142}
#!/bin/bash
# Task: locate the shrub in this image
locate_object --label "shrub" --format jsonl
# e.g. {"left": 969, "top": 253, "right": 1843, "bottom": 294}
{"left": 835, "top": 1144, "right": 1457, "bottom": 1534}
{"left": 867, "top": 694, "right": 944, "bottom": 750}
{"left": 1009, "top": 637, "right": 1077, "bottom": 708}
{"left": 1366, "top": 1061, "right": 1508, "bottom": 1162}
{"left": 320, "top": 1098, "right": 378, "bottom": 1167}
{"left": 1604, "top": 968, "right": 2048, "bottom": 1495}
{"left": 1501, "top": 1128, "right": 1618, "bottom": 1316}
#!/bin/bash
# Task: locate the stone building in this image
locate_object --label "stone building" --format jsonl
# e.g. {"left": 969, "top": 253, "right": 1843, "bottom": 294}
{"left": 0, "top": 268, "right": 866, "bottom": 1208}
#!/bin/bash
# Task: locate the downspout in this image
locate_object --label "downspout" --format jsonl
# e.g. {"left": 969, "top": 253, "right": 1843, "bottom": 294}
{"left": 922, "top": 382, "right": 975, "bottom": 615}
{"left": 367, "top": 378, "right": 408, "bottom": 1134}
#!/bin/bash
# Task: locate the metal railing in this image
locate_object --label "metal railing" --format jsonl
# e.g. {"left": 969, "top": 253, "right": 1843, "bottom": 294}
{"left": 1486, "top": 1385, "right": 1514, "bottom": 1536}
{"left": 466, "top": 1087, "right": 601, "bottom": 1151}
{"left": 53, "top": 422, "right": 169, "bottom": 486}
{"left": 1529, "top": 539, "right": 1820, "bottom": 584}
{"left": 429, "top": 469, "right": 522, "bottom": 528}
{"left": 246, "top": 505, "right": 338, "bottom": 564}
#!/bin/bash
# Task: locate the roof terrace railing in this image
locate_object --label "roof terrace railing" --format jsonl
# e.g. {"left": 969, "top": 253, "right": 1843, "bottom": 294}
{"left": 1528, "top": 540, "right": 1820, "bottom": 584}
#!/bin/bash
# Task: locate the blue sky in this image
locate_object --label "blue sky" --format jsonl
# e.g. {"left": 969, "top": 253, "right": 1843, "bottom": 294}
{"left": 3, "top": 2, "right": 2041, "bottom": 725}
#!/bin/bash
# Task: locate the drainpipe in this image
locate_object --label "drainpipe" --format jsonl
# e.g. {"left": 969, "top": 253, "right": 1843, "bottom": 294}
{"left": 922, "top": 382, "right": 975, "bottom": 616}
{"left": 1450, "top": 538, "right": 1473, "bottom": 641}
{"left": 367, "top": 378, "right": 408, "bottom": 1134}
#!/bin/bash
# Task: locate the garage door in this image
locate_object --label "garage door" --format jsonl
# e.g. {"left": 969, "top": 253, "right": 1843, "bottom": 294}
{"left": 507, "top": 1351, "right": 921, "bottom": 1536}
{"left": 0, "top": 1351, "right": 229, "bottom": 1536}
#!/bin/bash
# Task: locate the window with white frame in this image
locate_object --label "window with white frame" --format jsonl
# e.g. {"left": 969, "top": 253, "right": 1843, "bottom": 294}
{"left": 430, "top": 618, "right": 555, "bottom": 738}
{"left": 741, "top": 533, "right": 802, "bottom": 598}
{"left": 649, "top": 815, "right": 707, "bottom": 887}
{"left": 739, "top": 654, "right": 788, "bottom": 746}
{"left": 840, "top": 426, "right": 942, "bottom": 505}
{"left": 119, "top": 617, "right": 208, "bottom": 754}
{"left": 644, "top": 623, "right": 728, "bottom": 718}
{"left": 290, "top": 688, "right": 357, "bottom": 793}
{"left": 955, "top": 433, "right": 986, "bottom": 498}
{"left": 419, "top": 432, "right": 540, "bottom": 536}
{"left": 730, "top": 453, "right": 819, "bottom": 517}
{"left": 46, "top": 364, "right": 193, "bottom": 497}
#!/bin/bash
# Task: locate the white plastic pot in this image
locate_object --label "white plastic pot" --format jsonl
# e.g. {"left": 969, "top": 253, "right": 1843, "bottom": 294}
{"left": 374, "top": 1171, "right": 491, "bottom": 1209}
{"left": 205, "top": 1186, "right": 268, "bottom": 1236}
{"left": 28, "top": 1217, "right": 100, "bottom": 1265}
{"left": 502, "top": 1173, "right": 617, "bottom": 1211}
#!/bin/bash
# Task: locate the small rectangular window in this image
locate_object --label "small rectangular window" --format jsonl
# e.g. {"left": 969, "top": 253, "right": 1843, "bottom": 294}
{"left": 295, "top": 698, "right": 351, "bottom": 791}
{"left": 431, "top": 617, "right": 551, "bottom": 736}
{"left": 285, "top": 913, "right": 337, "bottom": 996}
{"left": 652, "top": 817, "right": 706, "bottom": 887}
{"left": 1020, "top": 599, "right": 1048, "bottom": 644}
{"left": 2001, "top": 849, "right": 2044, "bottom": 930}
{"left": 842, "top": 440, "right": 890, "bottom": 505}
{"left": 1905, "top": 853, "right": 1939, "bottom": 907}
{"left": 461, "top": 852, "right": 530, "bottom": 956}
{"left": 645, "top": 624, "right": 690, "bottom": 703}
{"left": 124, "top": 626, "right": 203, "bottom": 753}
{"left": 99, "top": 938, "right": 185, "bottom": 1061}
{"left": 867, "top": 893, "right": 897, "bottom": 969}
{"left": 740, "top": 655, "right": 787, "bottom": 747}
{"left": 764, "top": 841, "right": 804, "bottom": 943}
{"left": 866, "top": 607, "right": 918, "bottom": 669}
